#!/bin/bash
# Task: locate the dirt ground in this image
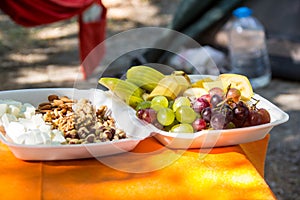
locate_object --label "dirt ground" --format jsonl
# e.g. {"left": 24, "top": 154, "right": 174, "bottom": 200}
{"left": 0, "top": 1, "right": 299, "bottom": 199}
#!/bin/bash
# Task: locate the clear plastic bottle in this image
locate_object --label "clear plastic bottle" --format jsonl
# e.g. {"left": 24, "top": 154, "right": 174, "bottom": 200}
{"left": 228, "top": 7, "right": 271, "bottom": 89}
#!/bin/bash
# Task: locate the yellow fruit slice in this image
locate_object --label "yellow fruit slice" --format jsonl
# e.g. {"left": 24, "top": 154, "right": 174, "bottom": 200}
{"left": 202, "top": 80, "right": 224, "bottom": 92}
{"left": 191, "top": 77, "right": 213, "bottom": 88}
{"left": 218, "top": 74, "right": 253, "bottom": 101}
{"left": 147, "top": 75, "right": 190, "bottom": 100}
{"left": 182, "top": 87, "right": 208, "bottom": 98}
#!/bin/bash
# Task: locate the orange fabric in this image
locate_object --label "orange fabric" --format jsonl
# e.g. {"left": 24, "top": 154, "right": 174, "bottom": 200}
{"left": 240, "top": 134, "right": 270, "bottom": 177}
{"left": 0, "top": 135, "right": 276, "bottom": 200}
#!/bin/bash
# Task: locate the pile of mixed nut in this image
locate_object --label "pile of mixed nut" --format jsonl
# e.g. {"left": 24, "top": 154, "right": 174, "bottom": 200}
{"left": 36, "top": 94, "right": 127, "bottom": 144}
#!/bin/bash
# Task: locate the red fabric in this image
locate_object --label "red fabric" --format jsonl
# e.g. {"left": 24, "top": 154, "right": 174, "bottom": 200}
{"left": 0, "top": 0, "right": 94, "bottom": 26}
{"left": 79, "top": 1, "right": 107, "bottom": 79}
{"left": 0, "top": 0, "right": 107, "bottom": 79}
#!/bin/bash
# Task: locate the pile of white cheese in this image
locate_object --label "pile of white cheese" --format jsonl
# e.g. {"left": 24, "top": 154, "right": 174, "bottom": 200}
{"left": 0, "top": 100, "right": 66, "bottom": 145}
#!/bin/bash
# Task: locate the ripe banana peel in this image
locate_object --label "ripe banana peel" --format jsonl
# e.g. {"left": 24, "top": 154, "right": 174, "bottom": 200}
{"left": 148, "top": 72, "right": 191, "bottom": 100}
{"left": 126, "top": 65, "right": 165, "bottom": 92}
{"left": 98, "top": 77, "right": 144, "bottom": 107}
{"left": 171, "top": 70, "right": 191, "bottom": 84}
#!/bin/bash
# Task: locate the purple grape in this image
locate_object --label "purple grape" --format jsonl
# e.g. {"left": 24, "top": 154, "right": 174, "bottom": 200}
{"left": 192, "top": 97, "right": 210, "bottom": 113}
{"left": 210, "top": 94, "right": 223, "bottom": 108}
{"left": 136, "top": 108, "right": 157, "bottom": 123}
{"left": 209, "top": 103, "right": 232, "bottom": 129}
{"left": 201, "top": 107, "right": 212, "bottom": 122}
{"left": 192, "top": 118, "right": 207, "bottom": 131}
{"left": 223, "top": 104, "right": 234, "bottom": 124}
{"left": 232, "top": 101, "right": 249, "bottom": 127}
{"left": 246, "top": 110, "right": 262, "bottom": 127}
{"left": 210, "top": 113, "right": 226, "bottom": 130}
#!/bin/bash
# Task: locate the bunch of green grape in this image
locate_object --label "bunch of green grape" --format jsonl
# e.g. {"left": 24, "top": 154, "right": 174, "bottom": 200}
{"left": 136, "top": 96, "right": 198, "bottom": 133}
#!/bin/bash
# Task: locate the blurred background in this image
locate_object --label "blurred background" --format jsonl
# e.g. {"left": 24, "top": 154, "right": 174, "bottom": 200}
{"left": 0, "top": 0, "right": 299, "bottom": 199}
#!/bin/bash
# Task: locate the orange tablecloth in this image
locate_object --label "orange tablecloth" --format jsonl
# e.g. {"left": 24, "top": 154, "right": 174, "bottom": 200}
{"left": 0, "top": 135, "right": 276, "bottom": 200}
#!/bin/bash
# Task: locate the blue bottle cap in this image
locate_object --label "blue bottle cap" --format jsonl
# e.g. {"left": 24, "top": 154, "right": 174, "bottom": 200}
{"left": 233, "top": 7, "right": 252, "bottom": 18}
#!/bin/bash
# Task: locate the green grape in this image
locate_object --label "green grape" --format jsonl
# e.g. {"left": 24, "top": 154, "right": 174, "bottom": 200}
{"left": 135, "top": 101, "right": 151, "bottom": 111}
{"left": 157, "top": 107, "right": 175, "bottom": 126}
{"left": 151, "top": 95, "right": 169, "bottom": 108}
{"left": 151, "top": 104, "right": 164, "bottom": 112}
{"left": 164, "top": 119, "right": 179, "bottom": 131}
{"left": 172, "top": 96, "right": 191, "bottom": 112}
{"left": 170, "top": 123, "right": 194, "bottom": 133}
{"left": 175, "top": 105, "right": 197, "bottom": 124}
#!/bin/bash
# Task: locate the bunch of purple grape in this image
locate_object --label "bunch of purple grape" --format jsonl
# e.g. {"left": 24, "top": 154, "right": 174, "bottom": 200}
{"left": 191, "top": 87, "right": 271, "bottom": 131}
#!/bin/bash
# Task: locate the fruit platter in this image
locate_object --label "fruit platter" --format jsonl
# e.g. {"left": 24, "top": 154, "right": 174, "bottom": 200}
{"left": 98, "top": 65, "right": 289, "bottom": 149}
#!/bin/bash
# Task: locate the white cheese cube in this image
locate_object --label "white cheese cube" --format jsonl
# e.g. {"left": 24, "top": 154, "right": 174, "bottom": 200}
{"left": 6, "top": 122, "right": 26, "bottom": 144}
{"left": 22, "top": 103, "right": 36, "bottom": 119}
{"left": 52, "top": 129, "right": 66, "bottom": 144}
{"left": 1, "top": 113, "right": 17, "bottom": 128}
{"left": 40, "top": 131, "right": 51, "bottom": 144}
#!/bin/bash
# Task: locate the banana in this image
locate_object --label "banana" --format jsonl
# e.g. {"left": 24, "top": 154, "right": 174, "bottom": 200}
{"left": 98, "top": 77, "right": 144, "bottom": 107}
{"left": 148, "top": 72, "right": 191, "bottom": 100}
{"left": 172, "top": 74, "right": 191, "bottom": 92}
{"left": 126, "top": 65, "right": 165, "bottom": 92}
{"left": 171, "top": 70, "right": 191, "bottom": 84}
{"left": 149, "top": 80, "right": 179, "bottom": 100}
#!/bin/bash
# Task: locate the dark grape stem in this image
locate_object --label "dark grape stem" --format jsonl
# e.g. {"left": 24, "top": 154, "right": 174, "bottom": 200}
{"left": 225, "top": 83, "right": 232, "bottom": 98}
{"left": 250, "top": 97, "right": 260, "bottom": 110}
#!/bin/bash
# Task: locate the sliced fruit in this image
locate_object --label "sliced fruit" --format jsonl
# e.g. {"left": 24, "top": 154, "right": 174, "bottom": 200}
{"left": 126, "top": 65, "right": 165, "bottom": 92}
{"left": 148, "top": 81, "right": 179, "bottom": 100}
{"left": 182, "top": 87, "right": 208, "bottom": 98}
{"left": 202, "top": 79, "right": 224, "bottom": 92}
{"left": 172, "top": 75, "right": 191, "bottom": 94}
{"left": 98, "top": 77, "right": 144, "bottom": 106}
{"left": 148, "top": 74, "right": 190, "bottom": 100}
{"left": 218, "top": 74, "right": 253, "bottom": 101}
{"left": 191, "top": 77, "right": 214, "bottom": 88}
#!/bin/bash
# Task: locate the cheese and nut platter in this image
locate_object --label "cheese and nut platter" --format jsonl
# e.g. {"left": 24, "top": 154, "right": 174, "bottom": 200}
{"left": 0, "top": 88, "right": 150, "bottom": 160}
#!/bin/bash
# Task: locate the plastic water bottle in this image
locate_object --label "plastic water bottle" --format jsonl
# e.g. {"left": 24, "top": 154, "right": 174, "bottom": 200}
{"left": 228, "top": 7, "right": 271, "bottom": 89}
